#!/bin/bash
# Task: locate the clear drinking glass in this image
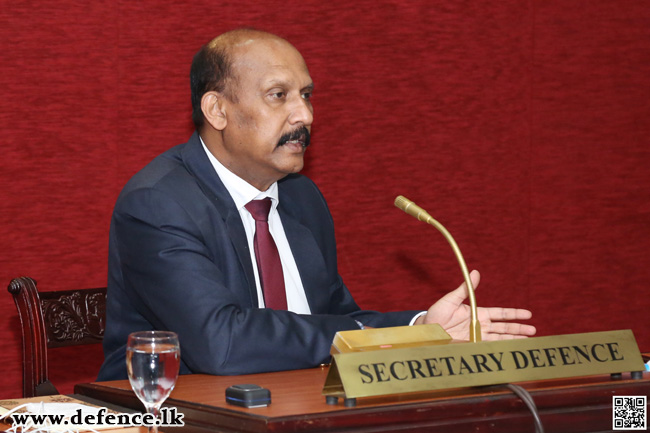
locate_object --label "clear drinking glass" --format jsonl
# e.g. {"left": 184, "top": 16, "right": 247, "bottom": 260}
{"left": 126, "top": 331, "right": 180, "bottom": 433}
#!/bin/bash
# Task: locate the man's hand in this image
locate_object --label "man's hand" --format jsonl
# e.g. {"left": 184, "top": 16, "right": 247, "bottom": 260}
{"left": 414, "top": 270, "right": 537, "bottom": 341}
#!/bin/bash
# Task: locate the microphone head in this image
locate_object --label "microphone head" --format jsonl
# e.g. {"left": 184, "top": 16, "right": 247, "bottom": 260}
{"left": 394, "top": 195, "right": 432, "bottom": 222}
{"left": 394, "top": 195, "right": 412, "bottom": 211}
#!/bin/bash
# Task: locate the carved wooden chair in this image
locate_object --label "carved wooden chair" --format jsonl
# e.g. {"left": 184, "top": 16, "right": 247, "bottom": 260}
{"left": 7, "top": 276, "right": 107, "bottom": 397}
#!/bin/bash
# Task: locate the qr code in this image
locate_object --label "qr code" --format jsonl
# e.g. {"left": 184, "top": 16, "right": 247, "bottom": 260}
{"left": 613, "top": 396, "right": 647, "bottom": 430}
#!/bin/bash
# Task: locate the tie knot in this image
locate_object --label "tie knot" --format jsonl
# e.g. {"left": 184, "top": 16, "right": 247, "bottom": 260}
{"left": 245, "top": 198, "right": 272, "bottom": 222}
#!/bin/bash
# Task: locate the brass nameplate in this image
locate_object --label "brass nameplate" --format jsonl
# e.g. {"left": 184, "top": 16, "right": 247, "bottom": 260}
{"left": 331, "top": 323, "right": 452, "bottom": 354}
{"left": 323, "top": 329, "right": 644, "bottom": 399}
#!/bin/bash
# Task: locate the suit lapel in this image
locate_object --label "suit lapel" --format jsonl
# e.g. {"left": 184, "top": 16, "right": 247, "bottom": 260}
{"left": 179, "top": 132, "right": 259, "bottom": 307}
{"left": 278, "top": 189, "right": 330, "bottom": 313}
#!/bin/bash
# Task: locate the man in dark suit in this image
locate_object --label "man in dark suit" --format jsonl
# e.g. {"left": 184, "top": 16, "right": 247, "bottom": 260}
{"left": 98, "top": 29, "right": 535, "bottom": 381}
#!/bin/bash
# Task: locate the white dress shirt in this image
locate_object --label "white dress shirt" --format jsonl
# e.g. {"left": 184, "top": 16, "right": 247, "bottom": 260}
{"left": 201, "top": 139, "right": 311, "bottom": 313}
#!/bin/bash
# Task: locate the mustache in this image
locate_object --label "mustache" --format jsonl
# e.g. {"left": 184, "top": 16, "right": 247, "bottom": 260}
{"left": 277, "top": 126, "right": 311, "bottom": 148}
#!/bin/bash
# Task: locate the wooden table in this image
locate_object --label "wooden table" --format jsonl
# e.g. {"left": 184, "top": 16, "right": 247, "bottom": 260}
{"left": 75, "top": 367, "right": 650, "bottom": 433}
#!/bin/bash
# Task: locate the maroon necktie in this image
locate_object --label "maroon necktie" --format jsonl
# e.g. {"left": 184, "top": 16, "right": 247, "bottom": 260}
{"left": 245, "top": 198, "right": 287, "bottom": 310}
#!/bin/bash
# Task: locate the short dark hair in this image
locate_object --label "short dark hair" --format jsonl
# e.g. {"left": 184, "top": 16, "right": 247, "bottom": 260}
{"left": 189, "top": 42, "right": 234, "bottom": 129}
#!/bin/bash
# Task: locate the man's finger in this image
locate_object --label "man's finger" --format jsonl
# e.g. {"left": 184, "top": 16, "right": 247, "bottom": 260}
{"left": 483, "top": 307, "right": 533, "bottom": 321}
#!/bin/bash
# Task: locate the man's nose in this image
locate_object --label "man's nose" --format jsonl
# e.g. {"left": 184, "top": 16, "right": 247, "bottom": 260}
{"left": 288, "top": 97, "right": 313, "bottom": 126}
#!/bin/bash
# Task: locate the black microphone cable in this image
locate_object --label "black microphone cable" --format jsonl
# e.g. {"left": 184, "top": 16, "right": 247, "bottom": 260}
{"left": 505, "top": 383, "right": 545, "bottom": 433}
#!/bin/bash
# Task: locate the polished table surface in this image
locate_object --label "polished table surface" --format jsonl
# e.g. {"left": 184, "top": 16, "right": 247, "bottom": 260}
{"left": 74, "top": 366, "right": 650, "bottom": 433}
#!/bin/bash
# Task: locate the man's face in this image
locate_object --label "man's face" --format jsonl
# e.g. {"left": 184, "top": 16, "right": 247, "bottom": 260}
{"left": 219, "top": 38, "right": 314, "bottom": 191}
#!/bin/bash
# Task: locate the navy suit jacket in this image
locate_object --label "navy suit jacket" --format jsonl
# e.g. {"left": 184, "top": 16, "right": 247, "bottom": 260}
{"left": 98, "top": 132, "right": 418, "bottom": 380}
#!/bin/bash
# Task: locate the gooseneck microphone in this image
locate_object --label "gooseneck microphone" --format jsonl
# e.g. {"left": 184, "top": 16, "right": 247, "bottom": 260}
{"left": 394, "top": 195, "right": 481, "bottom": 343}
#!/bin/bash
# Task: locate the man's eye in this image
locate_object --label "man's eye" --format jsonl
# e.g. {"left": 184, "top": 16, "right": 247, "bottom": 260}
{"left": 302, "top": 92, "right": 312, "bottom": 100}
{"left": 271, "top": 92, "right": 285, "bottom": 99}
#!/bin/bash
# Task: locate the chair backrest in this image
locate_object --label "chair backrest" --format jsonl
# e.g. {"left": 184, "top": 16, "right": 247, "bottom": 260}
{"left": 7, "top": 276, "right": 107, "bottom": 397}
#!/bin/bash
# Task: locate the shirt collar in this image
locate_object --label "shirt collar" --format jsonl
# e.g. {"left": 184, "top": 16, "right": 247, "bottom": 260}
{"left": 200, "top": 136, "right": 279, "bottom": 211}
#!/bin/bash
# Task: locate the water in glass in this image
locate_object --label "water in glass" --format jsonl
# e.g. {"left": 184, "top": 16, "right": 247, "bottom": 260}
{"left": 126, "top": 331, "right": 180, "bottom": 432}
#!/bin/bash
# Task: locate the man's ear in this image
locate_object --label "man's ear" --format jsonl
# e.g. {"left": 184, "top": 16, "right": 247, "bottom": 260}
{"left": 201, "top": 91, "right": 227, "bottom": 131}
